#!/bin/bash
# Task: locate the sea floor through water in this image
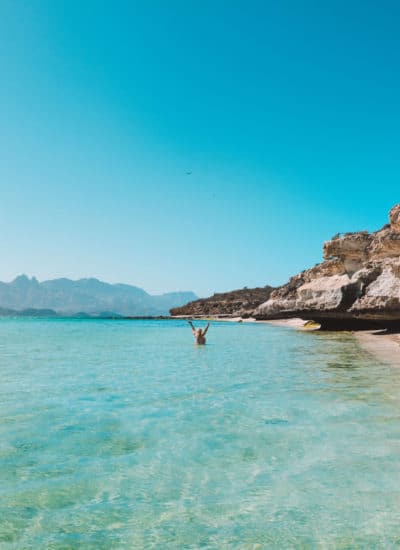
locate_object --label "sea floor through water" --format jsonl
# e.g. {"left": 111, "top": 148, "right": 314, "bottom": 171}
{"left": 1, "top": 318, "right": 400, "bottom": 548}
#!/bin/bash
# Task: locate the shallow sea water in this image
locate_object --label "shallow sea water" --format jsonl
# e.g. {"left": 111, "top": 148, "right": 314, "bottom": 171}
{"left": 1, "top": 318, "right": 400, "bottom": 548}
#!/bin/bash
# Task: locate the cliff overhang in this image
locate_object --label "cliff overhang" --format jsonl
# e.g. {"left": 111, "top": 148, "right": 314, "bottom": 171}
{"left": 255, "top": 204, "right": 400, "bottom": 329}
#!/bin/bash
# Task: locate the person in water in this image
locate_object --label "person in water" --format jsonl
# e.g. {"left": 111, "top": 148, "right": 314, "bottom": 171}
{"left": 188, "top": 320, "right": 210, "bottom": 345}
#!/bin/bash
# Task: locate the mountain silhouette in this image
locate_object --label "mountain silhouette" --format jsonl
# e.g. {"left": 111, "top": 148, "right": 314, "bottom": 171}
{"left": 0, "top": 275, "right": 197, "bottom": 316}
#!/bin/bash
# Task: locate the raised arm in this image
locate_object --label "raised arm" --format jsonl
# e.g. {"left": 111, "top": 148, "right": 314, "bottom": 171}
{"left": 188, "top": 320, "right": 196, "bottom": 333}
{"left": 203, "top": 322, "right": 210, "bottom": 335}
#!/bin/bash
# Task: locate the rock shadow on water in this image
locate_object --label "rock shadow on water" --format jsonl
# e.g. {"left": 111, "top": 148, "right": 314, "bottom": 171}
{"left": 326, "top": 360, "right": 363, "bottom": 370}
{"left": 263, "top": 418, "right": 289, "bottom": 426}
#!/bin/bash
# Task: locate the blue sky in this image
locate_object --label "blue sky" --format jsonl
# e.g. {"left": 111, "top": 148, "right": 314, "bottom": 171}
{"left": 0, "top": 1, "right": 399, "bottom": 296}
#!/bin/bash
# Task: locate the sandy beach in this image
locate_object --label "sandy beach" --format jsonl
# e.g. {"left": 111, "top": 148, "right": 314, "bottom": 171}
{"left": 263, "top": 318, "right": 400, "bottom": 367}
{"left": 259, "top": 318, "right": 309, "bottom": 329}
{"left": 354, "top": 330, "right": 400, "bottom": 367}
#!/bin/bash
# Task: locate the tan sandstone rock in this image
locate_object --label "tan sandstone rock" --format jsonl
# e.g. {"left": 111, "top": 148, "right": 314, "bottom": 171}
{"left": 171, "top": 204, "right": 400, "bottom": 328}
{"left": 255, "top": 204, "right": 400, "bottom": 328}
{"left": 390, "top": 204, "right": 400, "bottom": 233}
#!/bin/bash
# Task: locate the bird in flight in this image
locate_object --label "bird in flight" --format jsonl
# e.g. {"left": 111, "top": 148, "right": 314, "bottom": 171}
{"left": 185, "top": 170, "right": 192, "bottom": 175}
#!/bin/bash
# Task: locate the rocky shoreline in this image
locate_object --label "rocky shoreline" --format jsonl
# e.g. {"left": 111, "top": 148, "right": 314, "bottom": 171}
{"left": 254, "top": 204, "right": 400, "bottom": 329}
{"left": 170, "top": 286, "right": 275, "bottom": 318}
{"left": 172, "top": 204, "right": 400, "bottom": 331}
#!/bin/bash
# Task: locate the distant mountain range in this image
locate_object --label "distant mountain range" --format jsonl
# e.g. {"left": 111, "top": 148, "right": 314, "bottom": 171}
{"left": 0, "top": 275, "right": 197, "bottom": 317}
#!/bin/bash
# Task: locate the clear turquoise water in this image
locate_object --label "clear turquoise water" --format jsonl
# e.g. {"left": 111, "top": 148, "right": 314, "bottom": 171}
{"left": 1, "top": 319, "right": 400, "bottom": 548}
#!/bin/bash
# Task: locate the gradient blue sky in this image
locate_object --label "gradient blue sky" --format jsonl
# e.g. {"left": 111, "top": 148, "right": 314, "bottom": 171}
{"left": 0, "top": 1, "right": 399, "bottom": 295}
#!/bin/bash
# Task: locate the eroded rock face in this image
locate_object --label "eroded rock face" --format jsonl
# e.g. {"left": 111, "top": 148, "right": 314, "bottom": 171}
{"left": 323, "top": 232, "right": 371, "bottom": 276}
{"left": 390, "top": 204, "right": 400, "bottom": 233}
{"left": 255, "top": 204, "right": 400, "bottom": 328}
{"left": 368, "top": 227, "right": 400, "bottom": 260}
{"left": 349, "top": 259, "right": 400, "bottom": 319}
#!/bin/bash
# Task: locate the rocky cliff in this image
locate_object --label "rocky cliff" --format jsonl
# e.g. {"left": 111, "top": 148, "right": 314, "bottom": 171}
{"left": 255, "top": 204, "right": 400, "bottom": 329}
{"left": 170, "top": 286, "right": 275, "bottom": 318}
